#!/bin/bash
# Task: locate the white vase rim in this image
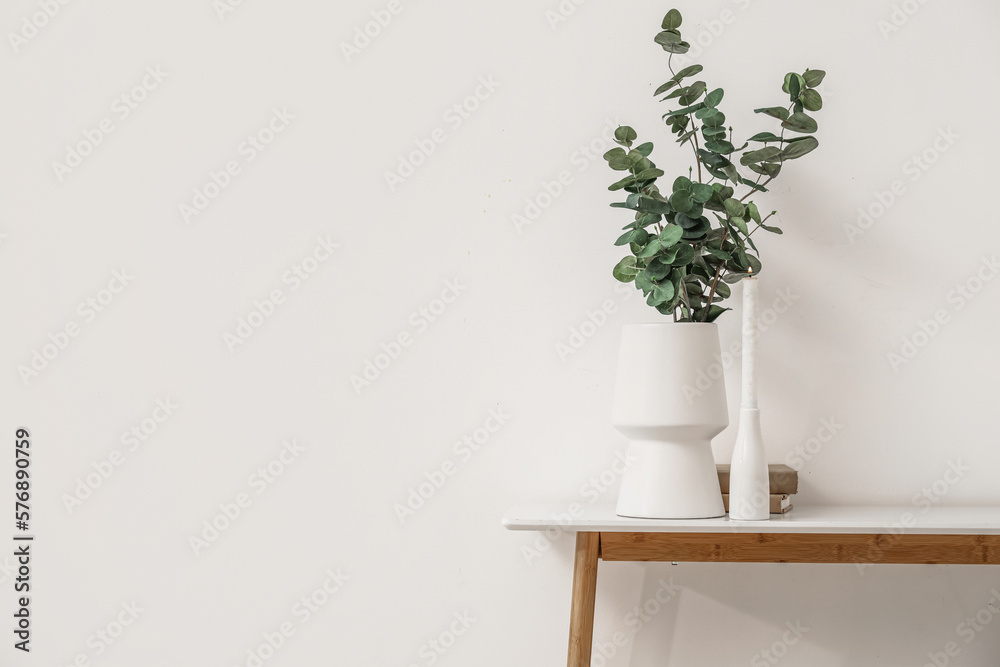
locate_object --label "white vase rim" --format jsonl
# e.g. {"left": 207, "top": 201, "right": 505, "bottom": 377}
{"left": 624, "top": 321, "right": 719, "bottom": 329}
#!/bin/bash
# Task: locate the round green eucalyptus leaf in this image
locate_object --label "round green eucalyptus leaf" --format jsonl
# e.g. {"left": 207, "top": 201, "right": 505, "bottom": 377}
{"left": 654, "top": 30, "right": 683, "bottom": 46}
{"left": 782, "top": 72, "right": 806, "bottom": 96}
{"left": 672, "top": 64, "right": 703, "bottom": 81}
{"left": 659, "top": 224, "right": 684, "bottom": 246}
{"left": 690, "top": 183, "right": 715, "bottom": 202}
{"left": 739, "top": 146, "right": 782, "bottom": 166}
{"left": 614, "top": 228, "right": 648, "bottom": 246}
{"left": 662, "top": 8, "right": 682, "bottom": 30}
{"left": 654, "top": 80, "right": 679, "bottom": 96}
{"left": 635, "top": 272, "right": 653, "bottom": 294}
{"left": 701, "top": 110, "right": 726, "bottom": 127}
{"left": 721, "top": 163, "right": 740, "bottom": 183}
{"left": 672, "top": 244, "right": 695, "bottom": 266}
{"left": 672, "top": 175, "right": 691, "bottom": 192}
{"left": 800, "top": 88, "right": 823, "bottom": 111}
{"left": 679, "top": 81, "right": 706, "bottom": 106}
{"left": 658, "top": 39, "right": 690, "bottom": 54}
{"left": 787, "top": 75, "right": 801, "bottom": 100}
{"left": 669, "top": 190, "right": 693, "bottom": 213}
{"left": 608, "top": 156, "right": 632, "bottom": 171}
{"left": 631, "top": 158, "right": 653, "bottom": 175}
{"left": 613, "top": 256, "right": 639, "bottom": 282}
{"left": 802, "top": 69, "right": 826, "bottom": 88}
{"left": 681, "top": 218, "right": 711, "bottom": 241}
{"left": 673, "top": 212, "right": 693, "bottom": 228}
{"left": 646, "top": 280, "right": 676, "bottom": 306}
{"left": 753, "top": 106, "right": 789, "bottom": 121}
{"left": 658, "top": 245, "right": 680, "bottom": 264}
{"left": 780, "top": 136, "right": 819, "bottom": 159}
{"left": 699, "top": 150, "right": 724, "bottom": 167}
{"left": 636, "top": 239, "right": 663, "bottom": 259}
{"left": 747, "top": 161, "right": 782, "bottom": 176}
{"left": 635, "top": 167, "right": 664, "bottom": 181}
{"left": 645, "top": 258, "right": 673, "bottom": 280}
{"left": 663, "top": 86, "right": 689, "bottom": 101}
{"left": 704, "top": 139, "right": 736, "bottom": 154}
{"left": 637, "top": 195, "right": 672, "bottom": 214}
{"left": 614, "top": 126, "right": 637, "bottom": 146}
{"left": 608, "top": 174, "right": 637, "bottom": 191}
{"left": 723, "top": 198, "right": 745, "bottom": 218}
{"left": 746, "top": 131, "right": 785, "bottom": 143}
{"left": 603, "top": 147, "right": 626, "bottom": 161}
{"left": 781, "top": 112, "right": 817, "bottom": 134}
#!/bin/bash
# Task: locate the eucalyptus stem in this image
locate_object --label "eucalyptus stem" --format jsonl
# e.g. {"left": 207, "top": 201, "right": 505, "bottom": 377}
{"left": 748, "top": 211, "right": 776, "bottom": 237}
{"left": 678, "top": 274, "right": 692, "bottom": 320}
{"left": 701, "top": 225, "right": 729, "bottom": 321}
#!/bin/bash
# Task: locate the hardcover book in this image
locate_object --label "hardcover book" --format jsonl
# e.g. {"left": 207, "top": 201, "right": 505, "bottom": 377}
{"left": 717, "top": 464, "right": 798, "bottom": 495}
{"left": 722, "top": 493, "right": 793, "bottom": 514}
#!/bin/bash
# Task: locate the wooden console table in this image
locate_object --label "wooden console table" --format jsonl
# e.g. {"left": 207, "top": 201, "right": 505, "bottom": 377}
{"left": 503, "top": 504, "right": 1000, "bottom": 666}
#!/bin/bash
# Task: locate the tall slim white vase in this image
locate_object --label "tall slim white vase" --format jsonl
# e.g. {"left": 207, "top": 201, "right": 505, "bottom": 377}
{"left": 728, "top": 276, "right": 770, "bottom": 521}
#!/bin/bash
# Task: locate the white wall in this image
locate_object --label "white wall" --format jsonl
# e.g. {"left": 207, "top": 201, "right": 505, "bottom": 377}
{"left": 3, "top": 0, "right": 999, "bottom": 665}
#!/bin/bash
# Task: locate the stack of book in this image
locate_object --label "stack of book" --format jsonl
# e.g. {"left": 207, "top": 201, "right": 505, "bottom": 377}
{"left": 717, "top": 464, "right": 798, "bottom": 514}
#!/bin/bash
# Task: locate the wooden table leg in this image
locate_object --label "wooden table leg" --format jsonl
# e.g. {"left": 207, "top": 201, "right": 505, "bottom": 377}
{"left": 567, "top": 531, "right": 600, "bottom": 667}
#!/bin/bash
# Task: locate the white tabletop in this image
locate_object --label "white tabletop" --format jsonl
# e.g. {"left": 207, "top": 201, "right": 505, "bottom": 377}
{"left": 503, "top": 503, "right": 1000, "bottom": 535}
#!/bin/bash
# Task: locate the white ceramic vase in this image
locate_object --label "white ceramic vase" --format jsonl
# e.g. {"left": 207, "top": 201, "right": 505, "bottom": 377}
{"left": 613, "top": 323, "right": 727, "bottom": 519}
{"left": 728, "top": 276, "right": 771, "bottom": 521}
{"left": 728, "top": 408, "right": 770, "bottom": 520}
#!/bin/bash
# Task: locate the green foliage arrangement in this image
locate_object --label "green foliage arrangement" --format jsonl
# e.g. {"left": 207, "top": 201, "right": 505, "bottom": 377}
{"left": 606, "top": 7, "right": 825, "bottom": 322}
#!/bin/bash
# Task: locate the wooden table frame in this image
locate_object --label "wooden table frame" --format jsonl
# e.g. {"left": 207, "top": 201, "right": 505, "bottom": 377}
{"left": 566, "top": 530, "right": 1000, "bottom": 667}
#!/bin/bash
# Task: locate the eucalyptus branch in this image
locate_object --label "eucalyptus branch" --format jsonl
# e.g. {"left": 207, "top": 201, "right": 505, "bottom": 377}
{"left": 604, "top": 8, "right": 824, "bottom": 323}
{"left": 668, "top": 52, "right": 703, "bottom": 183}
{"left": 740, "top": 101, "right": 792, "bottom": 202}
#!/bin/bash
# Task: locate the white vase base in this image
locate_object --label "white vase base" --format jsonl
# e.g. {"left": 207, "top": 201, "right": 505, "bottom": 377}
{"left": 728, "top": 408, "right": 770, "bottom": 521}
{"left": 616, "top": 439, "right": 725, "bottom": 519}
